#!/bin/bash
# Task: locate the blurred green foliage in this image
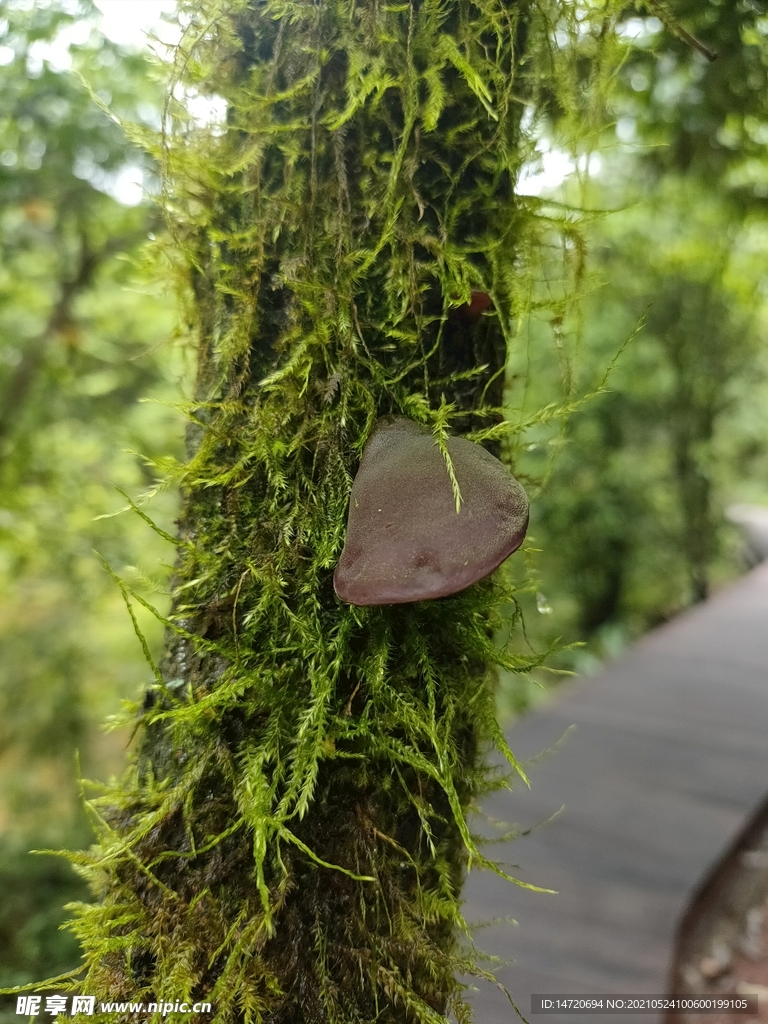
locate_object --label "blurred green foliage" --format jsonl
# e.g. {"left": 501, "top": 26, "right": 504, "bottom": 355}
{"left": 504, "top": 5, "right": 768, "bottom": 680}
{"left": 2, "top": 0, "right": 768, "bottom": 993}
{"left": 0, "top": 0, "right": 186, "bottom": 993}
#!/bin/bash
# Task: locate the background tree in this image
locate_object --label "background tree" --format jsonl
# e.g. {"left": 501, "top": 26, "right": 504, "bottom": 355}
{"left": 513, "top": 5, "right": 768, "bottom": 670}
{"left": 0, "top": 0, "right": 183, "bottom": 1001}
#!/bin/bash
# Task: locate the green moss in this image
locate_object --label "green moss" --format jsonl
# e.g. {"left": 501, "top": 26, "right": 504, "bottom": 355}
{"left": 12, "top": 1, "right": 634, "bottom": 1020}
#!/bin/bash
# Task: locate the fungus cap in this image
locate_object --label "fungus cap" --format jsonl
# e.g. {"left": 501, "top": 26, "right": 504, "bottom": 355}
{"left": 450, "top": 291, "right": 493, "bottom": 323}
{"left": 333, "top": 416, "right": 529, "bottom": 606}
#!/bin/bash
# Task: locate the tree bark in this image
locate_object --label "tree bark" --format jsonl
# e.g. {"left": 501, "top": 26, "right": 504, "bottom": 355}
{"left": 69, "top": 2, "right": 541, "bottom": 1021}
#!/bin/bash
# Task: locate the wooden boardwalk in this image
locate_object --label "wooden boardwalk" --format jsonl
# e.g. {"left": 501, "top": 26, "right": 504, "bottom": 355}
{"left": 460, "top": 559, "right": 768, "bottom": 1024}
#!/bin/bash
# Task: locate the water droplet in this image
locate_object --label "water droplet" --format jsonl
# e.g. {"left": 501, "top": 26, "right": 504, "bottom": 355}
{"left": 536, "top": 592, "right": 552, "bottom": 614}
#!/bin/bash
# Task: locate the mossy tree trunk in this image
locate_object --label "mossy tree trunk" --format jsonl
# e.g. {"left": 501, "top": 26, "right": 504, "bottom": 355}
{"left": 65, "top": 1, "right": 615, "bottom": 1021}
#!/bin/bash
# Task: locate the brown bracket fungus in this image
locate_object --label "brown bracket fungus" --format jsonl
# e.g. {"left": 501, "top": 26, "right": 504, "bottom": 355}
{"left": 334, "top": 416, "right": 529, "bottom": 606}
{"left": 449, "top": 290, "right": 493, "bottom": 324}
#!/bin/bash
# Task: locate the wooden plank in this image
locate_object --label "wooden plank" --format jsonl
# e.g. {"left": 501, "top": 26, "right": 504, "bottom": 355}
{"left": 460, "top": 561, "right": 768, "bottom": 1023}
